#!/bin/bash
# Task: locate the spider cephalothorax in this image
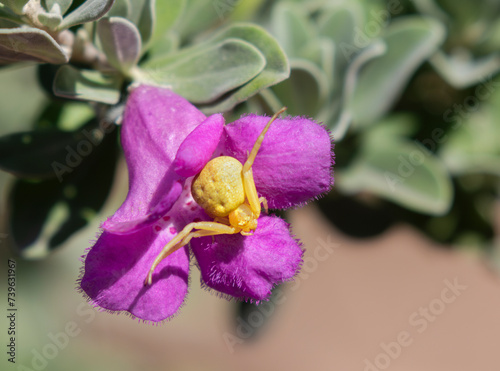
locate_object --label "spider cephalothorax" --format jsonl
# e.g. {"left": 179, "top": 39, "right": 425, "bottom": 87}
{"left": 144, "top": 108, "right": 286, "bottom": 285}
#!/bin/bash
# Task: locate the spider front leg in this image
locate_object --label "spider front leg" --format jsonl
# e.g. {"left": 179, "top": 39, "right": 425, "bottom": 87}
{"left": 241, "top": 107, "right": 286, "bottom": 217}
{"left": 144, "top": 221, "right": 240, "bottom": 286}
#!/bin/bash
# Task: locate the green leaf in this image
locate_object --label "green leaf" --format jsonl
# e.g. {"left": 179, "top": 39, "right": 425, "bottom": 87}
{"left": 0, "top": 0, "right": 29, "bottom": 15}
{"left": 146, "top": 31, "right": 179, "bottom": 60}
{"left": 0, "top": 27, "right": 69, "bottom": 64}
{"left": 327, "top": 41, "right": 387, "bottom": 139}
{"left": 175, "top": 0, "right": 220, "bottom": 40}
{"left": 270, "top": 2, "right": 315, "bottom": 59}
{"left": 0, "top": 4, "right": 24, "bottom": 23}
{"left": 128, "top": 0, "right": 153, "bottom": 46}
{"left": 349, "top": 17, "right": 446, "bottom": 127}
{"left": 430, "top": 50, "right": 500, "bottom": 89}
{"left": 318, "top": 4, "right": 363, "bottom": 71}
{"left": 150, "top": 0, "right": 184, "bottom": 45}
{"left": 272, "top": 59, "right": 329, "bottom": 117}
{"left": 140, "top": 38, "right": 265, "bottom": 103}
{"left": 337, "top": 116, "right": 453, "bottom": 215}
{"left": 38, "top": 10, "right": 62, "bottom": 29}
{"left": 43, "top": 0, "right": 73, "bottom": 15}
{"left": 440, "top": 90, "right": 500, "bottom": 176}
{"left": 53, "top": 65, "right": 122, "bottom": 104}
{"left": 7, "top": 125, "right": 118, "bottom": 258}
{"left": 58, "top": 0, "right": 114, "bottom": 29}
{"left": 201, "top": 23, "right": 290, "bottom": 113}
{"left": 97, "top": 16, "right": 141, "bottom": 72}
{"left": 107, "top": 0, "right": 129, "bottom": 17}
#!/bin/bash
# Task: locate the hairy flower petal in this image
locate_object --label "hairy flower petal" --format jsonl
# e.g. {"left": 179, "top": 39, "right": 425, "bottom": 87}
{"left": 103, "top": 85, "right": 206, "bottom": 232}
{"left": 223, "top": 114, "right": 334, "bottom": 209}
{"left": 80, "top": 227, "right": 190, "bottom": 322}
{"left": 191, "top": 216, "right": 303, "bottom": 301}
{"left": 174, "top": 113, "right": 225, "bottom": 177}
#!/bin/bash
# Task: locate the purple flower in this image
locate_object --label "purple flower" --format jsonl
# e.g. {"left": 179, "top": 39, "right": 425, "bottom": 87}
{"left": 79, "top": 85, "right": 334, "bottom": 323}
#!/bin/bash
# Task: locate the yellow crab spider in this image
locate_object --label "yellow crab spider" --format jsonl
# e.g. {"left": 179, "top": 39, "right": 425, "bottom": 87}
{"left": 144, "top": 107, "right": 287, "bottom": 286}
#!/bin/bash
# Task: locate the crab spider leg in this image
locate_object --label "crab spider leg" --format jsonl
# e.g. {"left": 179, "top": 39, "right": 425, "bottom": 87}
{"left": 242, "top": 107, "right": 287, "bottom": 173}
{"left": 242, "top": 107, "right": 286, "bottom": 217}
{"left": 145, "top": 221, "right": 240, "bottom": 286}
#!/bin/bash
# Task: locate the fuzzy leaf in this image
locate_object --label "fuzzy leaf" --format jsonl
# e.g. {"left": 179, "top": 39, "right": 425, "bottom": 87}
{"left": 201, "top": 23, "right": 290, "bottom": 113}
{"left": 0, "top": 27, "right": 68, "bottom": 64}
{"left": 97, "top": 16, "right": 141, "bottom": 72}
{"left": 38, "top": 11, "right": 62, "bottom": 29}
{"left": 337, "top": 116, "right": 453, "bottom": 215}
{"left": 350, "top": 17, "right": 446, "bottom": 127}
{"left": 271, "top": 2, "right": 315, "bottom": 59}
{"left": 0, "top": 0, "right": 28, "bottom": 15}
{"left": 272, "top": 59, "right": 329, "bottom": 117}
{"left": 107, "top": 0, "right": 129, "bottom": 17}
{"left": 53, "top": 65, "right": 122, "bottom": 104}
{"left": 43, "top": 0, "right": 72, "bottom": 15}
{"left": 127, "top": 0, "right": 153, "bottom": 46}
{"left": 59, "top": 0, "right": 114, "bottom": 29}
{"left": 151, "top": 0, "right": 184, "bottom": 45}
{"left": 440, "top": 89, "right": 500, "bottom": 176}
{"left": 141, "top": 38, "right": 265, "bottom": 103}
{"left": 0, "top": 4, "right": 24, "bottom": 23}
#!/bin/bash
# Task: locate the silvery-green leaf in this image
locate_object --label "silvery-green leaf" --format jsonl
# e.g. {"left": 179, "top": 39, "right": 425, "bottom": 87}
{"left": 430, "top": 50, "right": 500, "bottom": 88}
{"left": 0, "top": 0, "right": 28, "bottom": 15}
{"left": 337, "top": 116, "right": 453, "bottom": 215}
{"left": 440, "top": 88, "right": 500, "bottom": 176}
{"left": 328, "top": 40, "right": 386, "bottom": 139}
{"left": 270, "top": 2, "right": 315, "bottom": 59}
{"left": 38, "top": 10, "right": 62, "bottom": 29}
{"left": 97, "top": 17, "right": 141, "bottom": 72}
{"left": 150, "top": 0, "right": 184, "bottom": 45}
{"left": 318, "top": 3, "right": 363, "bottom": 69}
{"left": 126, "top": 0, "right": 153, "bottom": 46}
{"left": 0, "top": 27, "right": 68, "bottom": 64}
{"left": 139, "top": 38, "right": 265, "bottom": 103}
{"left": 107, "top": 0, "right": 130, "bottom": 17}
{"left": 411, "top": 0, "right": 449, "bottom": 21}
{"left": 43, "top": 0, "right": 72, "bottom": 15}
{"left": 53, "top": 65, "right": 122, "bottom": 104}
{"left": 435, "top": 0, "right": 499, "bottom": 27}
{"left": 0, "top": 4, "right": 23, "bottom": 23}
{"left": 175, "top": 0, "right": 221, "bottom": 40}
{"left": 201, "top": 23, "right": 290, "bottom": 113}
{"left": 58, "top": 0, "right": 114, "bottom": 29}
{"left": 349, "top": 17, "right": 446, "bottom": 127}
{"left": 146, "top": 31, "right": 179, "bottom": 60}
{"left": 272, "top": 59, "right": 329, "bottom": 117}
{"left": 317, "top": 37, "right": 335, "bottom": 83}
{"left": 228, "top": 0, "right": 266, "bottom": 21}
